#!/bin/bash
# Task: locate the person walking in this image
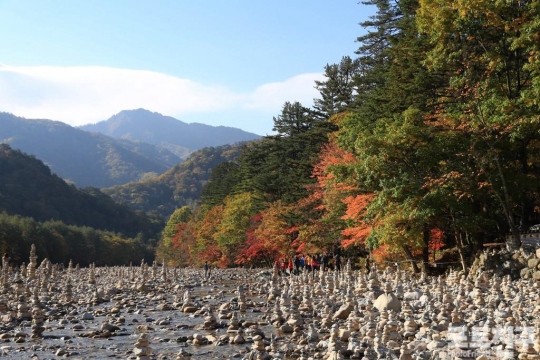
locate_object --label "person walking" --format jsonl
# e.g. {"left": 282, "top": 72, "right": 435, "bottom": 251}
{"left": 334, "top": 253, "right": 341, "bottom": 271}
{"left": 294, "top": 255, "right": 301, "bottom": 275}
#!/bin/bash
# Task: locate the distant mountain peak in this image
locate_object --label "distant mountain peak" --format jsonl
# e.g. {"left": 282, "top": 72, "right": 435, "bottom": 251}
{"left": 114, "top": 108, "right": 171, "bottom": 117}
{"left": 80, "top": 109, "right": 260, "bottom": 157}
{"left": 108, "top": 108, "right": 186, "bottom": 125}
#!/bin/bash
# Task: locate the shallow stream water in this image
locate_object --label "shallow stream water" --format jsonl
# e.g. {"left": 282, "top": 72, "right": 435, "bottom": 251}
{"left": 1, "top": 272, "right": 276, "bottom": 359}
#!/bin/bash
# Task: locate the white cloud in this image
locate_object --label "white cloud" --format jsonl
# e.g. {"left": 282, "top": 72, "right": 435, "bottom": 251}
{"left": 0, "top": 65, "right": 323, "bottom": 132}
{"left": 0, "top": 65, "right": 241, "bottom": 126}
{"left": 246, "top": 73, "right": 325, "bottom": 111}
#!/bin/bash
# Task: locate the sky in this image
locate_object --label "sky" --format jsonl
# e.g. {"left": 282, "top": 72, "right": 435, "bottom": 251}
{"left": 0, "top": 1, "right": 375, "bottom": 135}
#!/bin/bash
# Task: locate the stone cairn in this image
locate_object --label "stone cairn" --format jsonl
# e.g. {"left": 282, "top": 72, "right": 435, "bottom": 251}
{"left": 202, "top": 305, "right": 218, "bottom": 330}
{"left": 133, "top": 332, "right": 152, "bottom": 360}
{"left": 161, "top": 260, "right": 168, "bottom": 282}
{"left": 238, "top": 284, "right": 247, "bottom": 312}
{"left": 227, "top": 311, "right": 240, "bottom": 333}
{"left": 151, "top": 261, "right": 158, "bottom": 280}
{"left": 64, "top": 278, "right": 73, "bottom": 303}
{"left": 27, "top": 244, "right": 38, "bottom": 280}
{"left": 30, "top": 288, "right": 45, "bottom": 338}
{"left": 16, "top": 294, "right": 31, "bottom": 322}
{"left": 88, "top": 263, "right": 96, "bottom": 285}
{"left": 67, "top": 259, "right": 73, "bottom": 276}
{"left": 1, "top": 254, "right": 9, "bottom": 274}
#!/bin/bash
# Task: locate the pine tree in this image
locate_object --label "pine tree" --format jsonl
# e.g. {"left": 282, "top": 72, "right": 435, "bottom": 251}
{"left": 314, "top": 56, "right": 361, "bottom": 119}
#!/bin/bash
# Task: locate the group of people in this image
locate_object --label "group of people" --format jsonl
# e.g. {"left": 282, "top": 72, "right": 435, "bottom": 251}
{"left": 277, "top": 252, "right": 342, "bottom": 275}
{"left": 201, "top": 252, "right": 372, "bottom": 277}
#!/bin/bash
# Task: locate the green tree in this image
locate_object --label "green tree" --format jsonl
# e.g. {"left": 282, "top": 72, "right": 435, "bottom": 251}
{"left": 334, "top": 0, "right": 452, "bottom": 269}
{"left": 200, "top": 161, "right": 241, "bottom": 208}
{"left": 237, "top": 102, "right": 333, "bottom": 204}
{"left": 213, "top": 192, "right": 260, "bottom": 266}
{"left": 313, "top": 56, "right": 361, "bottom": 119}
{"left": 155, "top": 206, "right": 193, "bottom": 265}
{"left": 417, "top": 0, "right": 540, "bottom": 250}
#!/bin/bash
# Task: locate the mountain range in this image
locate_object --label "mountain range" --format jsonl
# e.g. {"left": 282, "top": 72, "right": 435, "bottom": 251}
{"left": 0, "top": 110, "right": 260, "bottom": 188}
{"left": 80, "top": 108, "right": 261, "bottom": 159}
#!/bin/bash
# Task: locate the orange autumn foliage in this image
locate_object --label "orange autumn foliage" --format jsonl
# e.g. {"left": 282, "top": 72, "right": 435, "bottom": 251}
{"left": 295, "top": 142, "right": 368, "bottom": 252}
{"left": 429, "top": 228, "right": 445, "bottom": 251}
{"left": 200, "top": 244, "right": 223, "bottom": 266}
{"left": 194, "top": 205, "right": 224, "bottom": 266}
{"left": 371, "top": 244, "right": 390, "bottom": 264}
{"left": 235, "top": 214, "right": 278, "bottom": 265}
{"left": 235, "top": 215, "right": 284, "bottom": 266}
{"left": 169, "top": 222, "right": 198, "bottom": 266}
{"left": 253, "top": 201, "right": 296, "bottom": 259}
{"left": 341, "top": 193, "right": 376, "bottom": 248}
{"left": 312, "top": 143, "right": 359, "bottom": 194}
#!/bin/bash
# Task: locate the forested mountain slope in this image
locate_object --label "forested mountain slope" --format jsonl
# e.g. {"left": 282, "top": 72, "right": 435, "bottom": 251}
{"left": 0, "top": 144, "right": 162, "bottom": 238}
{"left": 102, "top": 143, "right": 245, "bottom": 220}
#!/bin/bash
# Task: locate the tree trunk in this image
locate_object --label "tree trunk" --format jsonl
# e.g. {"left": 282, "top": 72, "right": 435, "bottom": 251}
{"left": 454, "top": 228, "right": 468, "bottom": 276}
{"left": 422, "top": 224, "right": 430, "bottom": 273}
{"left": 401, "top": 245, "right": 420, "bottom": 273}
{"left": 492, "top": 153, "right": 521, "bottom": 251}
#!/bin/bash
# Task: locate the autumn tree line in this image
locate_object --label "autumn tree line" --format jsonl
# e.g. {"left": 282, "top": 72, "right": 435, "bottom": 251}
{"left": 155, "top": 0, "right": 540, "bottom": 274}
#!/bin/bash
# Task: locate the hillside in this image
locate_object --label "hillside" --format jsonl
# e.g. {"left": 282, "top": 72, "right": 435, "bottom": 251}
{"left": 0, "top": 112, "right": 180, "bottom": 188}
{"left": 0, "top": 144, "right": 162, "bottom": 238}
{"left": 79, "top": 109, "right": 261, "bottom": 158}
{"left": 102, "top": 143, "right": 245, "bottom": 220}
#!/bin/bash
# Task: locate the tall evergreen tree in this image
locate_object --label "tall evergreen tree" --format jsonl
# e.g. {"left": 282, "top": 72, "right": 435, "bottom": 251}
{"left": 200, "top": 161, "right": 241, "bottom": 208}
{"left": 314, "top": 56, "right": 361, "bottom": 119}
{"left": 235, "top": 102, "right": 333, "bottom": 204}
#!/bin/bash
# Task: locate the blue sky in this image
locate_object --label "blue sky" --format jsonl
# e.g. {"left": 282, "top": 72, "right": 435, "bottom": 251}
{"left": 0, "top": 1, "right": 375, "bottom": 135}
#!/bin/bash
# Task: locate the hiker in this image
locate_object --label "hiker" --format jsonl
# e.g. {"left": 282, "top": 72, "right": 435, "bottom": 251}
{"left": 294, "top": 254, "right": 301, "bottom": 275}
{"left": 365, "top": 255, "right": 371, "bottom": 274}
{"left": 334, "top": 253, "right": 341, "bottom": 271}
